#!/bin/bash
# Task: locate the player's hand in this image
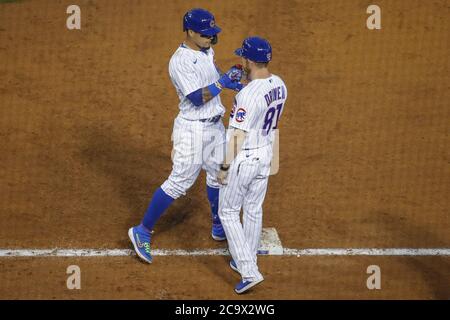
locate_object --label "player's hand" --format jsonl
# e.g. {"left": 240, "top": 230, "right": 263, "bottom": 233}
{"left": 226, "top": 64, "right": 243, "bottom": 82}
{"left": 217, "top": 168, "right": 229, "bottom": 185}
{"left": 218, "top": 65, "right": 243, "bottom": 90}
{"left": 230, "top": 82, "right": 244, "bottom": 92}
{"left": 218, "top": 77, "right": 244, "bottom": 92}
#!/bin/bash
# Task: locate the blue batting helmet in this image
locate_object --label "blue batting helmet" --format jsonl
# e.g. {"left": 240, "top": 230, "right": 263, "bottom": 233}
{"left": 183, "top": 8, "right": 221, "bottom": 36}
{"left": 234, "top": 36, "right": 272, "bottom": 63}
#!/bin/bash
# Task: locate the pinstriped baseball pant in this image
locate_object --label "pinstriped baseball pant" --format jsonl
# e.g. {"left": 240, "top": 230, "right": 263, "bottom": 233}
{"left": 161, "top": 115, "right": 226, "bottom": 199}
{"left": 218, "top": 145, "right": 272, "bottom": 282}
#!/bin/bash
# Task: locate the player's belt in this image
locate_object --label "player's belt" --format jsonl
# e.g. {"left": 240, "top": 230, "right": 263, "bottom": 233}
{"left": 199, "top": 115, "right": 221, "bottom": 123}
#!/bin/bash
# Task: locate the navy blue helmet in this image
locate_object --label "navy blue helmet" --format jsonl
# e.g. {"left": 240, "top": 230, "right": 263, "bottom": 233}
{"left": 183, "top": 8, "right": 221, "bottom": 36}
{"left": 235, "top": 37, "right": 272, "bottom": 63}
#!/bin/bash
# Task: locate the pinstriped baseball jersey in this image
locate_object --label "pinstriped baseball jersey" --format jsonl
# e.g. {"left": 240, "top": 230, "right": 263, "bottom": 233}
{"left": 228, "top": 74, "right": 287, "bottom": 149}
{"left": 218, "top": 73, "right": 288, "bottom": 282}
{"left": 168, "top": 44, "right": 225, "bottom": 120}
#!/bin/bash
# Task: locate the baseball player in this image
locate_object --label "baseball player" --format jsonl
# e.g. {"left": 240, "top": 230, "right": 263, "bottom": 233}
{"left": 128, "top": 8, "right": 243, "bottom": 263}
{"left": 217, "top": 37, "right": 287, "bottom": 294}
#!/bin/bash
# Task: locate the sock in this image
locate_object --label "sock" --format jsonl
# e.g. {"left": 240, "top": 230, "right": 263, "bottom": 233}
{"left": 206, "top": 185, "right": 221, "bottom": 225}
{"left": 141, "top": 187, "right": 175, "bottom": 230}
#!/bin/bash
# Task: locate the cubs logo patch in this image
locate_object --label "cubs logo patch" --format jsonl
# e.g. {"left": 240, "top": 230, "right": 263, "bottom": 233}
{"left": 210, "top": 20, "right": 215, "bottom": 27}
{"left": 235, "top": 108, "right": 246, "bottom": 123}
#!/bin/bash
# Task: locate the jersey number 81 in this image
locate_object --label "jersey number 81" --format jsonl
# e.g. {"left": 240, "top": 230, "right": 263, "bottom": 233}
{"left": 263, "top": 103, "right": 283, "bottom": 135}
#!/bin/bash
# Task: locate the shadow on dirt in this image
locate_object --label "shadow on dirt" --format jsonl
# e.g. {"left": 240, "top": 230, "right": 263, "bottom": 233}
{"left": 76, "top": 124, "right": 199, "bottom": 236}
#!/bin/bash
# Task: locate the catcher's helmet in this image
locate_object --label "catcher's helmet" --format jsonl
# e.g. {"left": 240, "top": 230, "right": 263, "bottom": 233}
{"left": 183, "top": 8, "right": 221, "bottom": 36}
{"left": 235, "top": 37, "right": 272, "bottom": 63}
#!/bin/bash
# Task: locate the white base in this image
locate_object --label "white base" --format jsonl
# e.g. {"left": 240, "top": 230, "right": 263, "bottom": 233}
{"left": 257, "top": 227, "right": 283, "bottom": 255}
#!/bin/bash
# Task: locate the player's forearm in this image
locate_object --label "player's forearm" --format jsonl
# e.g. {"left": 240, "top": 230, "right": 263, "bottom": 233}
{"left": 222, "top": 128, "right": 246, "bottom": 167}
{"left": 186, "top": 83, "right": 221, "bottom": 107}
{"left": 202, "top": 85, "right": 220, "bottom": 104}
{"left": 187, "top": 70, "right": 242, "bottom": 107}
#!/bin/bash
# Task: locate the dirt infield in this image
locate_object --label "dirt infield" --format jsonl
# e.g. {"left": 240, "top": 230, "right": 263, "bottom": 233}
{"left": 1, "top": 256, "right": 448, "bottom": 299}
{"left": 0, "top": 0, "right": 449, "bottom": 299}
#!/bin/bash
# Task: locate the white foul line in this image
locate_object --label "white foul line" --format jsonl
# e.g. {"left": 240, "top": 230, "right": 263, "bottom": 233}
{"left": 282, "top": 248, "right": 450, "bottom": 256}
{"left": 0, "top": 248, "right": 448, "bottom": 257}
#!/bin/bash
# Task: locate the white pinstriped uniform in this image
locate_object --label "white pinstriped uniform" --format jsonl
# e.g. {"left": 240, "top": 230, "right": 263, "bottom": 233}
{"left": 219, "top": 74, "right": 287, "bottom": 282}
{"left": 161, "top": 44, "right": 226, "bottom": 199}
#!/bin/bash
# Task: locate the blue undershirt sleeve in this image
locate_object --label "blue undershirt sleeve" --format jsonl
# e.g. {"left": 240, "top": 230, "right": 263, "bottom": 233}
{"left": 186, "top": 82, "right": 223, "bottom": 107}
{"left": 186, "top": 88, "right": 203, "bottom": 107}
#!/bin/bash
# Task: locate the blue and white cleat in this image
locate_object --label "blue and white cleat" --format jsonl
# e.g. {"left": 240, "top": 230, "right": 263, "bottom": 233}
{"left": 230, "top": 260, "right": 239, "bottom": 273}
{"left": 211, "top": 222, "right": 226, "bottom": 241}
{"left": 234, "top": 277, "right": 264, "bottom": 294}
{"left": 128, "top": 225, "right": 153, "bottom": 264}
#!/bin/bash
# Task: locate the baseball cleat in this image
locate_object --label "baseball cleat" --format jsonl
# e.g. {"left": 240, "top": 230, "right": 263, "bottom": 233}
{"left": 128, "top": 225, "right": 153, "bottom": 264}
{"left": 211, "top": 223, "right": 226, "bottom": 241}
{"left": 230, "top": 260, "right": 239, "bottom": 273}
{"left": 234, "top": 277, "right": 264, "bottom": 294}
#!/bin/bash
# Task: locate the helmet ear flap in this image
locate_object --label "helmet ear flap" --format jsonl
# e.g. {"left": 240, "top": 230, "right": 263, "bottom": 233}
{"left": 211, "top": 34, "right": 218, "bottom": 45}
